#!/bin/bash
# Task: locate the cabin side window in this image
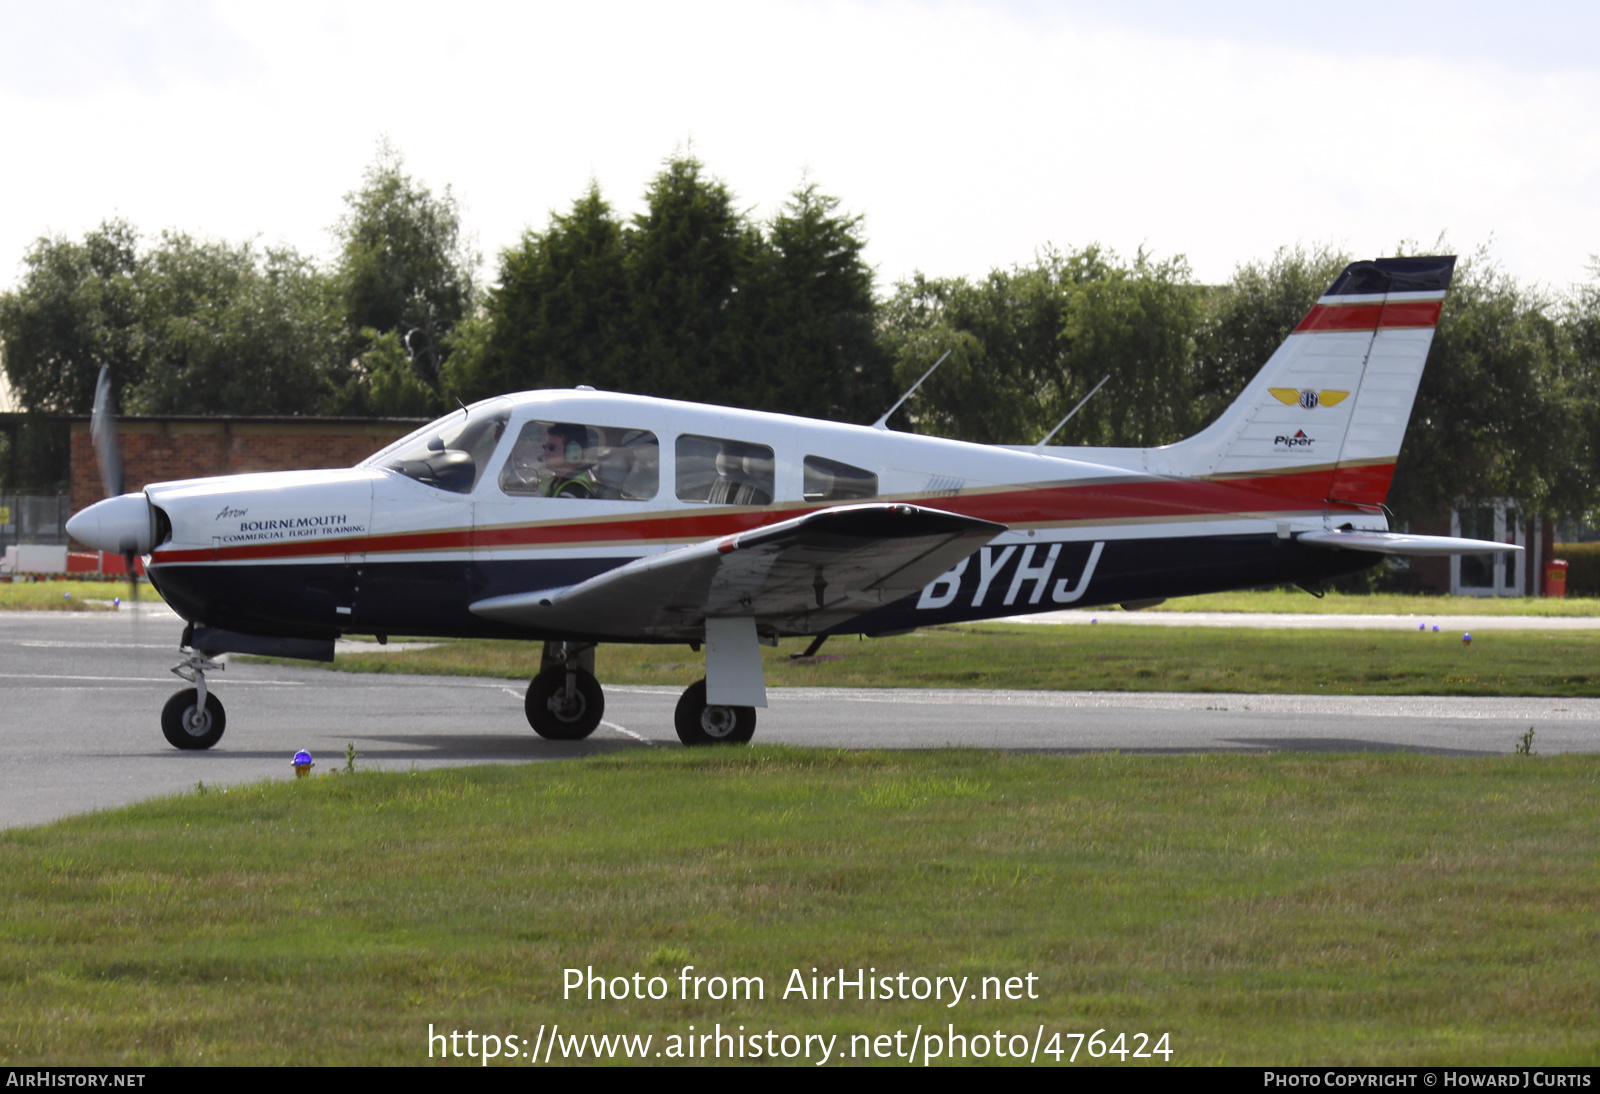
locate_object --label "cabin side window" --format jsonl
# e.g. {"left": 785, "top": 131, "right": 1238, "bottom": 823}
{"left": 498, "top": 421, "right": 660, "bottom": 500}
{"left": 675, "top": 435, "right": 775, "bottom": 505}
{"left": 382, "top": 406, "right": 511, "bottom": 494}
{"left": 803, "top": 455, "right": 878, "bottom": 502}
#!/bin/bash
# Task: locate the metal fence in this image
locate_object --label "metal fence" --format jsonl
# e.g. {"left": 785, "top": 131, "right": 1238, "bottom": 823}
{"left": 0, "top": 494, "right": 70, "bottom": 548}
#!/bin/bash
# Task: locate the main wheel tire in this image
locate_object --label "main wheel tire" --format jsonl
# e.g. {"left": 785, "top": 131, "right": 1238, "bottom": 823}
{"left": 161, "top": 688, "right": 226, "bottom": 750}
{"left": 674, "top": 679, "right": 756, "bottom": 746}
{"left": 525, "top": 667, "right": 604, "bottom": 740}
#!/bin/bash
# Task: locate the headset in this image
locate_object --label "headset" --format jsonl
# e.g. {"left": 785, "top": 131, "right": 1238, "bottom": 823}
{"left": 547, "top": 423, "right": 589, "bottom": 465}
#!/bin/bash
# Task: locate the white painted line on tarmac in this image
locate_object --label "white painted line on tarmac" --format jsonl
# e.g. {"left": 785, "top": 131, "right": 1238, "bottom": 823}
{"left": 600, "top": 720, "right": 653, "bottom": 745}
{"left": 16, "top": 640, "right": 174, "bottom": 649}
{"left": 1, "top": 674, "right": 309, "bottom": 685}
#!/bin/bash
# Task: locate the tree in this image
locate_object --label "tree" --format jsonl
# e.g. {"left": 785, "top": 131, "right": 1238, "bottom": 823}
{"left": 0, "top": 219, "right": 142, "bottom": 414}
{"left": 878, "top": 246, "right": 1202, "bottom": 445}
{"left": 745, "top": 182, "right": 892, "bottom": 422}
{"left": 351, "top": 329, "right": 440, "bottom": 417}
{"left": 443, "top": 183, "right": 629, "bottom": 403}
{"left": 621, "top": 154, "right": 762, "bottom": 405}
{"left": 129, "top": 233, "right": 341, "bottom": 416}
{"left": 1388, "top": 250, "right": 1581, "bottom": 523}
{"left": 0, "top": 222, "right": 345, "bottom": 418}
{"left": 449, "top": 158, "right": 889, "bottom": 422}
{"left": 1059, "top": 250, "right": 1203, "bottom": 446}
{"left": 333, "top": 142, "right": 475, "bottom": 399}
{"left": 879, "top": 268, "right": 1052, "bottom": 444}
{"left": 1565, "top": 260, "right": 1600, "bottom": 522}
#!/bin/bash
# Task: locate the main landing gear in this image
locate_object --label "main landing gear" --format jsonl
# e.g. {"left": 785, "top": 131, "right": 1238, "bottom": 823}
{"left": 163, "top": 649, "right": 226, "bottom": 750}
{"left": 523, "top": 642, "right": 758, "bottom": 746}
{"left": 674, "top": 679, "right": 756, "bottom": 746}
{"left": 525, "top": 641, "right": 605, "bottom": 740}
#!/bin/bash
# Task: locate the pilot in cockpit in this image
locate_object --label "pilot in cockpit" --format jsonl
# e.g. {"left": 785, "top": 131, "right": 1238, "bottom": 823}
{"left": 533, "top": 422, "right": 599, "bottom": 499}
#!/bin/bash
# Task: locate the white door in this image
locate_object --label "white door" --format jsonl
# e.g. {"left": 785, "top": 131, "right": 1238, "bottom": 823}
{"left": 1451, "top": 500, "right": 1525, "bottom": 597}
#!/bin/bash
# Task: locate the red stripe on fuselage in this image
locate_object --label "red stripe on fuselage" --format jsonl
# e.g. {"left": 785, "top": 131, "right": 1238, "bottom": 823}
{"left": 941, "top": 466, "right": 1375, "bottom": 526}
{"left": 1327, "top": 462, "right": 1396, "bottom": 506}
{"left": 1294, "top": 300, "right": 1442, "bottom": 333}
{"left": 148, "top": 463, "right": 1394, "bottom": 566}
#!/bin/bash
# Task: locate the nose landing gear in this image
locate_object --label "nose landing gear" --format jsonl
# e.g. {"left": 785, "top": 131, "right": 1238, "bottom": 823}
{"left": 163, "top": 649, "right": 226, "bottom": 749}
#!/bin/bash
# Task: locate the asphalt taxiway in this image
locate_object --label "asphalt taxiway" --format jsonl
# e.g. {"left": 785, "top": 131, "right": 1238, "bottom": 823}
{"left": 4, "top": 607, "right": 1598, "bottom": 828}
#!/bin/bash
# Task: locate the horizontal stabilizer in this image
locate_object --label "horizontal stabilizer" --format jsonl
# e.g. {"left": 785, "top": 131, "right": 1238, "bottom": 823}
{"left": 470, "top": 503, "right": 1006, "bottom": 639}
{"left": 1298, "top": 530, "right": 1523, "bottom": 557}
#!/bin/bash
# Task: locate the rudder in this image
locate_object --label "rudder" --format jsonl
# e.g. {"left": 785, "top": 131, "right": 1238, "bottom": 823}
{"left": 1149, "top": 255, "right": 1455, "bottom": 509}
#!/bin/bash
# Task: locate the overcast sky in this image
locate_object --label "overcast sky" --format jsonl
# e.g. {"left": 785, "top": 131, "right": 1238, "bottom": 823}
{"left": 1, "top": 0, "right": 1596, "bottom": 297}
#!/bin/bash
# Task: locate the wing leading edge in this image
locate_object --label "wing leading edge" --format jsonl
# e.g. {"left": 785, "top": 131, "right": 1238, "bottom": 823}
{"left": 469, "top": 503, "right": 1007, "bottom": 641}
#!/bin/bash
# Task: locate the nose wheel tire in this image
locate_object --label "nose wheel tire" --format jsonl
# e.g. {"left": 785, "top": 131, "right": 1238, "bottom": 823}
{"left": 674, "top": 679, "right": 756, "bottom": 746}
{"left": 161, "top": 688, "right": 226, "bottom": 750}
{"left": 525, "top": 667, "right": 604, "bottom": 740}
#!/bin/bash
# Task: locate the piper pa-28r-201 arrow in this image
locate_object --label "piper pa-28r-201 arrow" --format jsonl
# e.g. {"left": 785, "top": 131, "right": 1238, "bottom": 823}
{"left": 68, "top": 255, "right": 1519, "bottom": 750}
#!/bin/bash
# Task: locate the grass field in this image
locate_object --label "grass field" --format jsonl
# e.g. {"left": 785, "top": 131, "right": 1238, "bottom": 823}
{"left": 2, "top": 749, "right": 1595, "bottom": 1066}
{"left": 0, "top": 578, "right": 150, "bottom": 611}
{"left": 1143, "top": 589, "right": 1600, "bottom": 616}
{"left": 295, "top": 623, "right": 1600, "bottom": 698}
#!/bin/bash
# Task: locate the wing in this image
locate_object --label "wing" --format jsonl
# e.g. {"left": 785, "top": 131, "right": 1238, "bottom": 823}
{"left": 1298, "top": 530, "right": 1524, "bottom": 556}
{"left": 469, "top": 503, "right": 1006, "bottom": 640}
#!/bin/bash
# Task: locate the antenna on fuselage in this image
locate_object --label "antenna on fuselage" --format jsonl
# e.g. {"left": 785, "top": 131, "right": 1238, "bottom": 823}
{"left": 1034, "top": 374, "right": 1111, "bottom": 449}
{"left": 872, "top": 349, "right": 952, "bottom": 431}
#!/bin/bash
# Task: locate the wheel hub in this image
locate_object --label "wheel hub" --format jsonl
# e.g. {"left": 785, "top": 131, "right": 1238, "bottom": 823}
{"left": 700, "top": 705, "right": 738, "bottom": 738}
{"left": 183, "top": 707, "right": 211, "bottom": 735}
{"left": 546, "top": 692, "right": 587, "bottom": 722}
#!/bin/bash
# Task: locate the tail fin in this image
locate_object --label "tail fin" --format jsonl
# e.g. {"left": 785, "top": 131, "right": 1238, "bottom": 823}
{"left": 1144, "top": 255, "right": 1455, "bottom": 506}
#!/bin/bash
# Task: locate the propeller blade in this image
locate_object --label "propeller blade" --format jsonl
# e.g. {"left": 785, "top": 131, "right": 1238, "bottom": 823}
{"left": 122, "top": 549, "right": 140, "bottom": 605}
{"left": 90, "top": 365, "right": 137, "bottom": 603}
{"left": 91, "top": 365, "right": 124, "bottom": 499}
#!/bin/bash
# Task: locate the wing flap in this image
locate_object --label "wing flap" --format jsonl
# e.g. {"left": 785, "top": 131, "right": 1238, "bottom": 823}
{"left": 470, "top": 503, "right": 1005, "bottom": 638}
{"left": 1298, "top": 530, "right": 1524, "bottom": 556}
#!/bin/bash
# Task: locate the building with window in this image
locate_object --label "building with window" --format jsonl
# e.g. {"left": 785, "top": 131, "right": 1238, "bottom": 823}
{"left": 1404, "top": 501, "right": 1552, "bottom": 597}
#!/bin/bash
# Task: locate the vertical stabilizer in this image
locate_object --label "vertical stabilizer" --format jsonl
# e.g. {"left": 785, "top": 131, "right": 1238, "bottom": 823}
{"left": 1110, "top": 256, "right": 1455, "bottom": 509}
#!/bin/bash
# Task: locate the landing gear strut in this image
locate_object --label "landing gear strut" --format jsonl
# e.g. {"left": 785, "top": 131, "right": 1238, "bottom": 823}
{"left": 163, "top": 649, "right": 226, "bottom": 749}
{"left": 674, "top": 678, "right": 756, "bottom": 746}
{"left": 525, "top": 641, "right": 604, "bottom": 740}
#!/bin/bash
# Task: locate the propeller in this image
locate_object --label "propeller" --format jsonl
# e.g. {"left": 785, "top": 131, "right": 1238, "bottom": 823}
{"left": 89, "top": 365, "right": 138, "bottom": 606}
{"left": 91, "top": 365, "right": 124, "bottom": 498}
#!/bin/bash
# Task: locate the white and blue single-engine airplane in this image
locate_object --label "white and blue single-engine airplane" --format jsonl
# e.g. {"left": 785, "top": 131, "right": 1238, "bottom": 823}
{"left": 67, "top": 255, "right": 1519, "bottom": 749}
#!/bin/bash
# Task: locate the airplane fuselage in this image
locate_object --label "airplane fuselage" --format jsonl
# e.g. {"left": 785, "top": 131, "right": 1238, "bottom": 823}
{"left": 139, "top": 389, "right": 1385, "bottom": 645}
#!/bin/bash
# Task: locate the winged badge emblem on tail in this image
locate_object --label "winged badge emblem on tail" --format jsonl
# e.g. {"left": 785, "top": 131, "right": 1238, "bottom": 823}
{"left": 1269, "top": 388, "right": 1349, "bottom": 410}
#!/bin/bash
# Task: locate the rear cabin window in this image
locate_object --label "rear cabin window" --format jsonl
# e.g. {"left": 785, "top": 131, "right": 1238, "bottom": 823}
{"left": 675, "top": 435, "right": 775, "bottom": 505}
{"left": 498, "top": 421, "right": 660, "bottom": 500}
{"left": 803, "top": 455, "right": 877, "bottom": 502}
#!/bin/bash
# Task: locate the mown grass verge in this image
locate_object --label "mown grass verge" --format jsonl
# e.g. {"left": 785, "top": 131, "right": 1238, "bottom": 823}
{"left": 282, "top": 625, "right": 1600, "bottom": 697}
{"left": 1, "top": 749, "right": 1596, "bottom": 1065}
{"left": 0, "top": 578, "right": 154, "bottom": 611}
{"left": 1143, "top": 589, "right": 1600, "bottom": 616}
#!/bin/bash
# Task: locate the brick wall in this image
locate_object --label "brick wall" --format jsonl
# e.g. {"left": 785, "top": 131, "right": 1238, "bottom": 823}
{"left": 69, "top": 417, "right": 426, "bottom": 516}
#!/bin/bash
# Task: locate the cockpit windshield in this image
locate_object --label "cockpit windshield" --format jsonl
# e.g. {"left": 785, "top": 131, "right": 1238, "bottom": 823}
{"left": 366, "top": 400, "right": 512, "bottom": 494}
